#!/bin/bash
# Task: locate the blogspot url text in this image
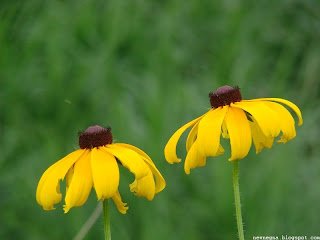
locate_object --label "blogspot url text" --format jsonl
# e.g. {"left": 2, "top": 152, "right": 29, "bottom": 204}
{"left": 253, "top": 236, "right": 320, "bottom": 240}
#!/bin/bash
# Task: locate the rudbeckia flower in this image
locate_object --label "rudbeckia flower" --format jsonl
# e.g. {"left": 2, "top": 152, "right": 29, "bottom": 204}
{"left": 37, "top": 125, "right": 166, "bottom": 214}
{"left": 165, "top": 86, "right": 303, "bottom": 174}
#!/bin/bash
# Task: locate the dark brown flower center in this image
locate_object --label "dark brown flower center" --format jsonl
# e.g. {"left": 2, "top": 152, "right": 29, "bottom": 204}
{"left": 209, "top": 86, "right": 242, "bottom": 108}
{"left": 78, "top": 125, "right": 113, "bottom": 149}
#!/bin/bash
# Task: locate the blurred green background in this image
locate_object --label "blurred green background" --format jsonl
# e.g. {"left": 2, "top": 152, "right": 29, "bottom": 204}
{"left": 1, "top": 0, "right": 320, "bottom": 239}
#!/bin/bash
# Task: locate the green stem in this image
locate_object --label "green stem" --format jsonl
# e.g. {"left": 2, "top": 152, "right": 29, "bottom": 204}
{"left": 103, "top": 199, "right": 111, "bottom": 240}
{"left": 233, "top": 160, "right": 245, "bottom": 240}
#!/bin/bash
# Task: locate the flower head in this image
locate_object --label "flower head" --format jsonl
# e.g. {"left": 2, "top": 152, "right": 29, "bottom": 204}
{"left": 37, "top": 126, "right": 166, "bottom": 213}
{"left": 165, "top": 86, "right": 303, "bottom": 174}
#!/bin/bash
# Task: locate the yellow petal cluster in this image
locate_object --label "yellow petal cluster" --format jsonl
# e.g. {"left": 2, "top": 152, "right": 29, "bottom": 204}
{"left": 36, "top": 143, "right": 165, "bottom": 213}
{"left": 165, "top": 98, "right": 303, "bottom": 174}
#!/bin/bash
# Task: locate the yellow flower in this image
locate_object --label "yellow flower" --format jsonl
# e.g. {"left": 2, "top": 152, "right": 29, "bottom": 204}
{"left": 165, "top": 86, "right": 303, "bottom": 174}
{"left": 37, "top": 126, "right": 165, "bottom": 214}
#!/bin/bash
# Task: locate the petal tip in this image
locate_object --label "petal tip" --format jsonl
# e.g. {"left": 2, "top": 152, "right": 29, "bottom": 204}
{"left": 96, "top": 194, "right": 102, "bottom": 201}
{"left": 120, "top": 206, "right": 129, "bottom": 214}
{"left": 43, "top": 206, "right": 56, "bottom": 211}
{"left": 63, "top": 205, "right": 70, "bottom": 214}
{"left": 166, "top": 158, "right": 181, "bottom": 164}
{"left": 147, "top": 195, "right": 155, "bottom": 201}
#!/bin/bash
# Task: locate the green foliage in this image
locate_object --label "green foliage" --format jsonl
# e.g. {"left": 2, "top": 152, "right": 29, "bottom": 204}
{"left": 0, "top": 0, "right": 319, "bottom": 239}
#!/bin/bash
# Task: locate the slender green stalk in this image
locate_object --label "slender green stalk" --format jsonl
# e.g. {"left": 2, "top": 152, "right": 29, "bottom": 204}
{"left": 233, "top": 160, "right": 245, "bottom": 240}
{"left": 103, "top": 199, "right": 111, "bottom": 240}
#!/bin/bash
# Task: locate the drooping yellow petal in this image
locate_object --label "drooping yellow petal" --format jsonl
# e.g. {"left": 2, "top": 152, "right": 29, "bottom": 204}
{"left": 112, "top": 143, "right": 152, "bottom": 163}
{"left": 37, "top": 163, "right": 61, "bottom": 210}
{"left": 197, "top": 107, "right": 228, "bottom": 157}
{"left": 249, "top": 118, "right": 274, "bottom": 153}
{"left": 186, "top": 121, "right": 199, "bottom": 152}
{"left": 232, "top": 101, "right": 281, "bottom": 138}
{"left": 91, "top": 148, "right": 119, "bottom": 200}
{"left": 104, "top": 145, "right": 156, "bottom": 199}
{"left": 165, "top": 113, "right": 207, "bottom": 164}
{"left": 130, "top": 167, "right": 155, "bottom": 200}
{"left": 184, "top": 141, "right": 206, "bottom": 174}
{"left": 143, "top": 161, "right": 165, "bottom": 194}
{"left": 112, "top": 191, "right": 128, "bottom": 214}
{"left": 36, "top": 149, "right": 86, "bottom": 210}
{"left": 103, "top": 145, "right": 149, "bottom": 180}
{"left": 243, "top": 98, "right": 303, "bottom": 126}
{"left": 64, "top": 152, "right": 93, "bottom": 213}
{"left": 184, "top": 141, "right": 224, "bottom": 174}
{"left": 224, "top": 107, "right": 252, "bottom": 161}
{"left": 112, "top": 143, "right": 165, "bottom": 194}
{"left": 263, "top": 101, "right": 296, "bottom": 143}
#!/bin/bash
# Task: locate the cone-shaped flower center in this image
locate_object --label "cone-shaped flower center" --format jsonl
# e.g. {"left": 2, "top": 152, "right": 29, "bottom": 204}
{"left": 79, "top": 125, "right": 113, "bottom": 149}
{"left": 209, "top": 86, "right": 242, "bottom": 108}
